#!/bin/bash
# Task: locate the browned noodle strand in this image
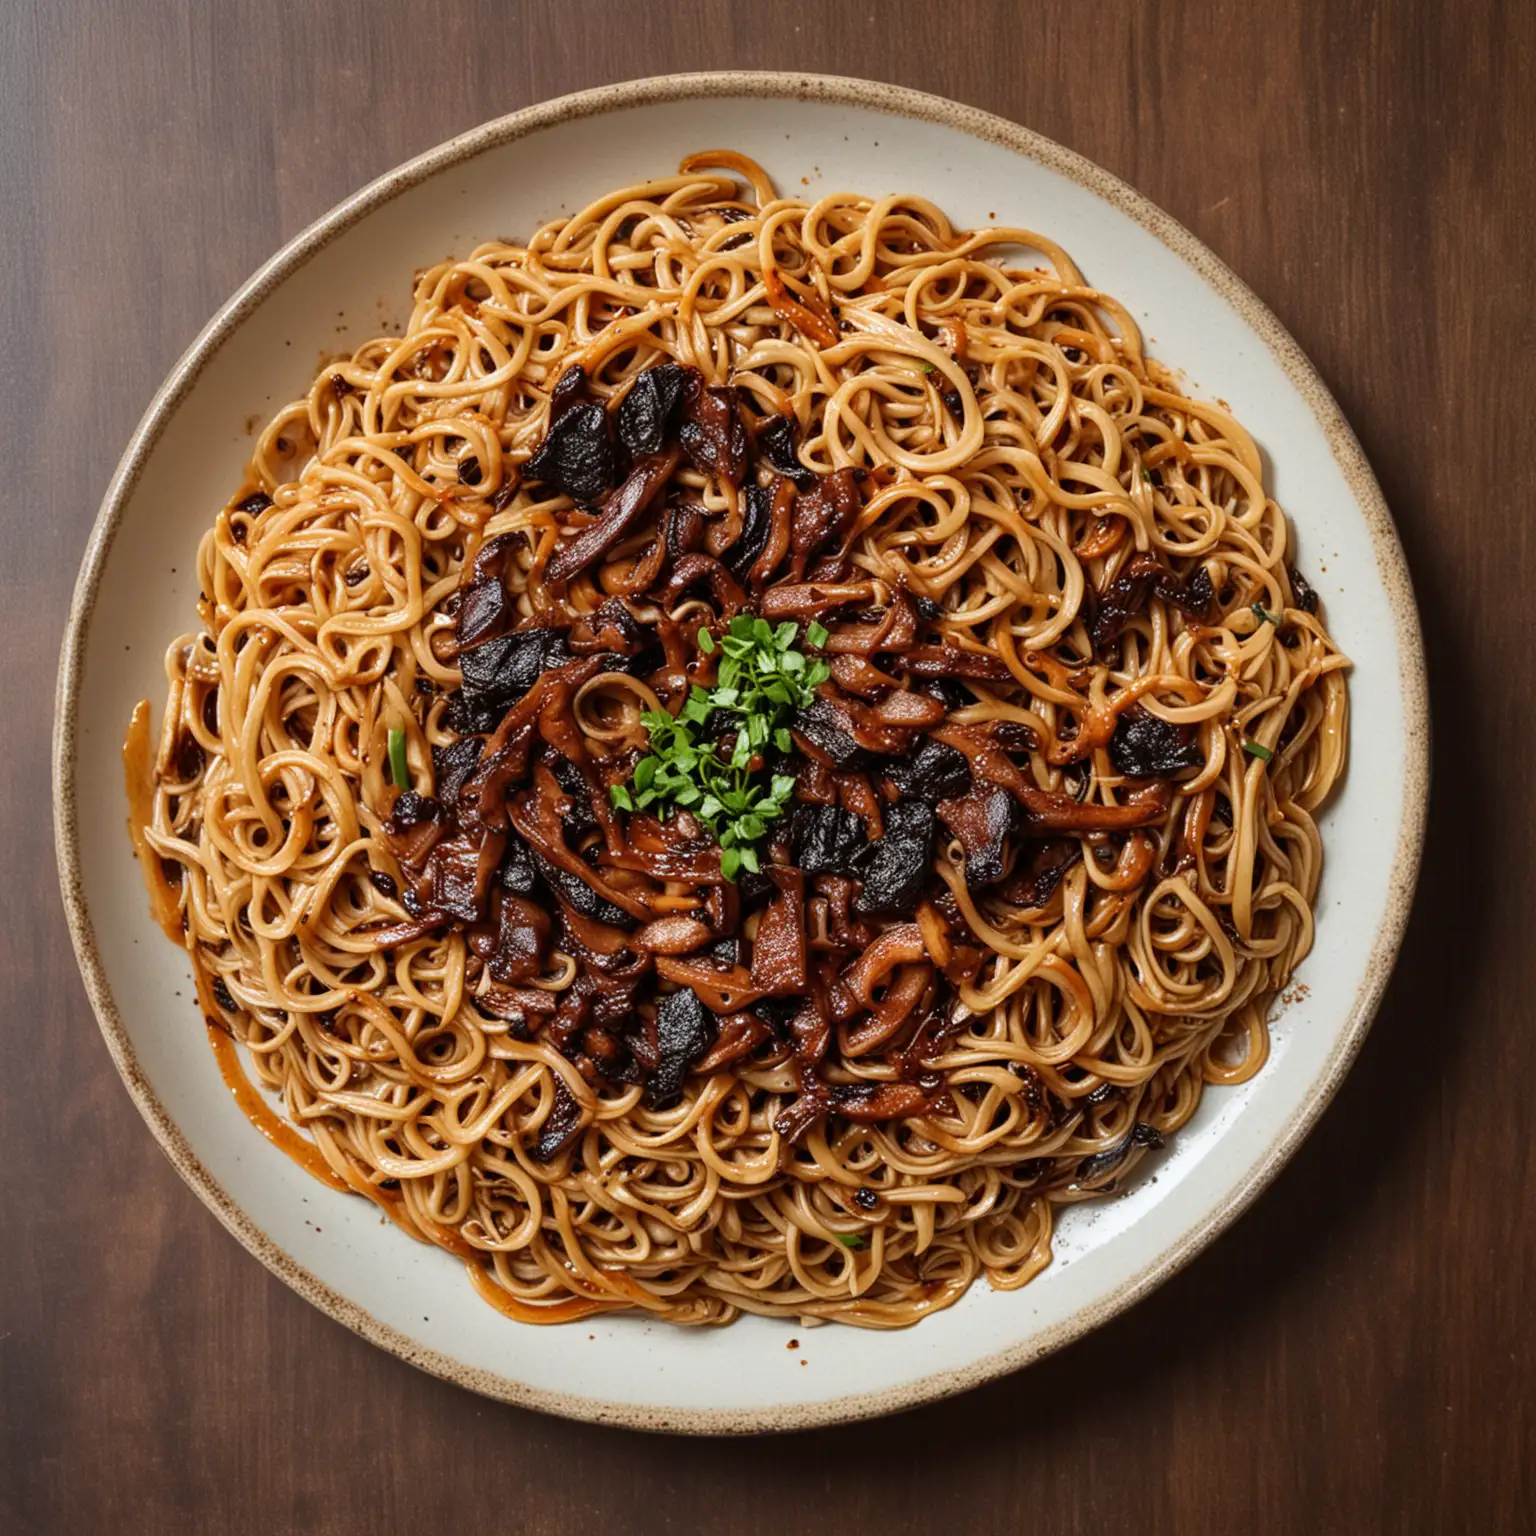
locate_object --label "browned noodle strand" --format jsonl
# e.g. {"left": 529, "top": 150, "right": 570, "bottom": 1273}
{"left": 127, "top": 153, "right": 1348, "bottom": 1327}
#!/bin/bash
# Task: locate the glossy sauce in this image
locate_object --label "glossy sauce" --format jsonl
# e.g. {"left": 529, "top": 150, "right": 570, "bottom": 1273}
{"left": 464, "top": 1258, "right": 617, "bottom": 1325}
{"left": 122, "top": 699, "right": 185, "bottom": 945}
{"left": 198, "top": 974, "right": 348, "bottom": 1194}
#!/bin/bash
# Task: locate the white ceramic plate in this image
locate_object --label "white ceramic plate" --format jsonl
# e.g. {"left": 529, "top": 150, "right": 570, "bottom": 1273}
{"left": 54, "top": 73, "right": 1428, "bottom": 1433}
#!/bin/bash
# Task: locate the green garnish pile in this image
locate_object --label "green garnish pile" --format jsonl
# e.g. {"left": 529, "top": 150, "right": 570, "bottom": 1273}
{"left": 609, "top": 615, "right": 831, "bottom": 880}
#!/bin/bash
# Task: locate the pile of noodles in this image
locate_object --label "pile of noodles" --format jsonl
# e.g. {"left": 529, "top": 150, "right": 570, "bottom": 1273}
{"left": 129, "top": 152, "right": 1348, "bottom": 1327}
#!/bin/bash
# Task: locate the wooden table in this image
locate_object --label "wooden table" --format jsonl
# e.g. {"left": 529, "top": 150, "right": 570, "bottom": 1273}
{"left": 5, "top": 1, "right": 1532, "bottom": 1529}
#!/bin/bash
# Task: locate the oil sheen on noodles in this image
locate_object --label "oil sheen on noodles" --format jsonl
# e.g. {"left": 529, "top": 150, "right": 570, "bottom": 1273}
{"left": 127, "top": 152, "right": 1348, "bottom": 1328}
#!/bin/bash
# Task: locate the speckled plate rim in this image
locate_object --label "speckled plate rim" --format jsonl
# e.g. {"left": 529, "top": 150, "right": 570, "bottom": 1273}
{"left": 53, "top": 70, "right": 1429, "bottom": 1435}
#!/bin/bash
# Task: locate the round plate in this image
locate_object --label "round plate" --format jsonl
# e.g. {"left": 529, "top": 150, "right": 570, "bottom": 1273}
{"left": 54, "top": 72, "right": 1428, "bottom": 1433}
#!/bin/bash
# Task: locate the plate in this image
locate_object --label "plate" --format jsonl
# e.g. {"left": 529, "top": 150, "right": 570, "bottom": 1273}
{"left": 53, "top": 72, "right": 1428, "bottom": 1433}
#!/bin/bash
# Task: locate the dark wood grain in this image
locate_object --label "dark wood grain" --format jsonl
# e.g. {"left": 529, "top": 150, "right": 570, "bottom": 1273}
{"left": 4, "top": 0, "right": 1533, "bottom": 1529}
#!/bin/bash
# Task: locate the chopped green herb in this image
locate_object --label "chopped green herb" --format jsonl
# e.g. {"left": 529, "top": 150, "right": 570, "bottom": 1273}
{"left": 806, "top": 620, "right": 830, "bottom": 649}
{"left": 614, "top": 616, "right": 829, "bottom": 879}
{"left": 1242, "top": 740, "right": 1275, "bottom": 763}
{"left": 1251, "top": 603, "right": 1280, "bottom": 626}
{"left": 834, "top": 1233, "right": 865, "bottom": 1249}
{"left": 1140, "top": 468, "right": 1152, "bottom": 484}
{"left": 387, "top": 728, "right": 410, "bottom": 790}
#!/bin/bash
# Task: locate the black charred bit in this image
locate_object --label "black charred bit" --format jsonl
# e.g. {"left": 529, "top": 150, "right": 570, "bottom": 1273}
{"left": 388, "top": 790, "right": 441, "bottom": 833}
{"left": 885, "top": 736, "right": 972, "bottom": 802}
{"left": 1155, "top": 563, "right": 1216, "bottom": 622}
{"left": 546, "top": 754, "right": 597, "bottom": 839}
{"left": 431, "top": 737, "right": 484, "bottom": 818}
{"left": 791, "top": 699, "right": 870, "bottom": 770}
{"left": 1108, "top": 707, "right": 1203, "bottom": 778}
{"left": 756, "top": 414, "right": 818, "bottom": 490}
{"left": 616, "top": 362, "right": 695, "bottom": 456}
{"left": 498, "top": 834, "right": 539, "bottom": 896}
{"left": 853, "top": 800, "right": 936, "bottom": 916}
{"left": 1003, "top": 839, "right": 1082, "bottom": 909}
{"left": 646, "top": 988, "right": 717, "bottom": 1108}
{"left": 937, "top": 787, "right": 1019, "bottom": 887}
{"left": 536, "top": 856, "right": 636, "bottom": 929}
{"left": 528, "top": 1075, "right": 585, "bottom": 1162}
{"left": 523, "top": 400, "right": 617, "bottom": 505}
{"left": 457, "top": 628, "right": 572, "bottom": 719}
{"left": 790, "top": 804, "right": 869, "bottom": 877}
{"left": 723, "top": 482, "right": 774, "bottom": 579}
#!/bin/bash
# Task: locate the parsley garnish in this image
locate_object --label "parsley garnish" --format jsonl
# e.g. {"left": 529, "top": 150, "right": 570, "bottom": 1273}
{"left": 833, "top": 1233, "right": 865, "bottom": 1249}
{"left": 1242, "top": 740, "right": 1274, "bottom": 763}
{"left": 1251, "top": 602, "right": 1280, "bottom": 626}
{"left": 611, "top": 615, "right": 831, "bottom": 879}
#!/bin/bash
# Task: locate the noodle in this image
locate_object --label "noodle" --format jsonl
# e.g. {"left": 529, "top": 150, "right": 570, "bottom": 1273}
{"left": 128, "top": 153, "right": 1348, "bottom": 1328}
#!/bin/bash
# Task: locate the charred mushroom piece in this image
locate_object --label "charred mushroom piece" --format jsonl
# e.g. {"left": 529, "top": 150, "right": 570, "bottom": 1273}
{"left": 478, "top": 984, "right": 558, "bottom": 1039}
{"left": 567, "top": 596, "right": 646, "bottom": 655}
{"left": 723, "top": 481, "right": 774, "bottom": 579}
{"left": 1000, "top": 838, "right": 1083, "bottom": 908}
{"left": 498, "top": 833, "right": 539, "bottom": 896}
{"left": 679, "top": 386, "right": 748, "bottom": 486}
{"left": 790, "top": 804, "right": 869, "bottom": 877}
{"left": 756, "top": 413, "right": 818, "bottom": 490}
{"left": 1108, "top": 707, "right": 1204, "bottom": 778}
{"left": 527, "top": 1075, "right": 585, "bottom": 1162}
{"left": 489, "top": 895, "right": 550, "bottom": 982}
{"left": 1157, "top": 564, "right": 1216, "bottom": 621}
{"left": 454, "top": 577, "right": 510, "bottom": 648}
{"left": 547, "top": 365, "right": 589, "bottom": 423}
{"left": 1090, "top": 552, "right": 1163, "bottom": 651}
{"left": 645, "top": 987, "right": 717, "bottom": 1108}
{"left": 616, "top": 362, "right": 696, "bottom": 456}
{"left": 523, "top": 399, "right": 617, "bottom": 505}
{"left": 913, "top": 675, "right": 972, "bottom": 712}
{"left": 431, "top": 737, "right": 484, "bottom": 821}
{"left": 543, "top": 448, "right": 681, "bottom": 585}
{"left": 791, "top": 698, "right": 871, "bottom": 770}
{"left": 384, "top": 791, "right": 445, "bottom": 871}
{"left": 426, "top": 836, "right": 496, "bottom": 924}
{"left": 885, "top": 736, "right": 972, "bottom": 802}
{"left": 937, "top": 785, "right": 1021, "bottom": 886}
{"left": 656, "top": 551, "right": 749, "bottom": 617}
{"left": 457, "top": 628, "right": 573, "bottom": 718}
{"left": 749, "top": 868, "right": 808, "bottom": 995}
{"left": 536, "top": 857, "right": 638, "bottom": 929}
{"left": 897, "top": 645, "right": 1013, "bottom": 681}
{"left": 788, "top": 468, "right": 863, "bottom": 572}
{"left": 664, "top": 500, "right": 706, "bottom": 561}
{"left": 853, "top": 800, "right": 936, "bottom": 916}
{"left": 545, "top": 753, "right": 598, "bottom": 839}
